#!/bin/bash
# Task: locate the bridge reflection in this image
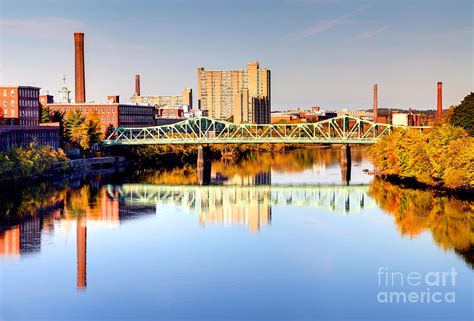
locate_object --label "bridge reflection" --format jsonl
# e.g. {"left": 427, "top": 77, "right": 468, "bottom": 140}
{"left": 0, "top": 180, "right": 374, "bottom": 291}
{"left": 112, "top": 183, "right": 374, "bottom": 231}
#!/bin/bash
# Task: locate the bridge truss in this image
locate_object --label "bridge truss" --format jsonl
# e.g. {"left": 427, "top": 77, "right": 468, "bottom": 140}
{"left": 103, "top": 115, "right": 430, "bottom": 146}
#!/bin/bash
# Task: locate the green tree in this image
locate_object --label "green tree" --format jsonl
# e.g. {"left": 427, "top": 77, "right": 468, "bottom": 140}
{"left": 449, "top": 92, "right": 474, "bottom": 136}
{"left": 79, "top": 110, "right": 102, "bottom": 153}
{"left": 105, "top": 124, "right": 116, "bottom": 139}
{"left": 40, "top": 106, "right": 52, "bottom": 123}
{"left": 65, "top": 110, "right": 85, "bottom": 147}
{"left": 51, "top": 110, "right": 66, "bottom": 146}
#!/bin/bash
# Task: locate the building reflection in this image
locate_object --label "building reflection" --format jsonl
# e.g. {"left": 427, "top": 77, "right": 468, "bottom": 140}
{"left": 77, "top": 219, "right": 87, "bottom": 290}
{"left": 0, "top": 184, "right": 154, "bottom": 291}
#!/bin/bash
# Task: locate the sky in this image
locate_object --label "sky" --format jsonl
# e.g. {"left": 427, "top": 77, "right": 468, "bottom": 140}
{"left": 0, "top": 0, "right": 472, "bottom": 110}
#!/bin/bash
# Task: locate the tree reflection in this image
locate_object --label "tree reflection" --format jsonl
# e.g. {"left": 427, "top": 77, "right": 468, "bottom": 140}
{"left": 369, "top": 178, "right": 473, "bottom": 267}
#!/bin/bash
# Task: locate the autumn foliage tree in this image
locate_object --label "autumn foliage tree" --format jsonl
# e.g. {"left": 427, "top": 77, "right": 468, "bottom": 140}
{"left": 64, "top": 109, "right": 102, "bottom": 154}
{"left": 369, "top": 124, "right": 473, "bottom": 190}
{"left": 79, "top": 110, "right": 102, "bottom": 153}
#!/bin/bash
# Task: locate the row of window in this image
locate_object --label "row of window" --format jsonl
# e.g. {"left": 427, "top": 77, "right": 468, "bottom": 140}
{"left": 53, "top": 105, "right": 117, "bottom": 114}
{"left": 19, "top": 109, "right": 39, "bottom": 118}
{"left": 20, "top": 99, "right": 38, "bottom": 108}
{"left": 118, "top": 115, "right": 154, "bottom": 123}
{"left": 2, "top": 89, "right": 38, "bottom": 98}
{"left": 3, "top": 100, "right": 15, "bottom": 107}
{"left": 19, "top": 119, "right": 39, "bottom": 126}
{"left": 120, "top": 106, "right": 154, "bottom": 115}
{"left": 3, "top": 109, "right": 15, "bottom": 116}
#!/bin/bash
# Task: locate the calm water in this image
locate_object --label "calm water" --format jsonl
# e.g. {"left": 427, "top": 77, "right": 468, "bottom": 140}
{"left": 0, "top": 147, "right": 472, "bottom": 321}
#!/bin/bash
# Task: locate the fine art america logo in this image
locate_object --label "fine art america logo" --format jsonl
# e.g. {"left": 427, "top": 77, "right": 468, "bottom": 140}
{"left": 377, "top": 267, "right": 457, "bottom": 304}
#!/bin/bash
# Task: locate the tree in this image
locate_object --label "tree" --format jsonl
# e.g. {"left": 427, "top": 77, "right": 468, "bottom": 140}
{"left": 65, "top": 110, "right": 85, "bottom": 147}
{"left": 105, "top": 124, "right": 116, "bottom": 139}
{"left": 40, "top": 106, "right": 52, "bottom": 123}
{"left": 79, "top": 110, "right": 102, "bottom": 153}
{"left": 449, "top": 92, "right": 474, "bottom": 136}
{"left": 51, "top": 110, "right": 66, "bottom": 146}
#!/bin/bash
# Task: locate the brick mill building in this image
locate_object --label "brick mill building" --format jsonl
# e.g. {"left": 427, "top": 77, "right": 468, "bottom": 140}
{"left": 1, "top": 86, "right": 41, "bottom": 126}
{"left": 0, "top": 85, "right": 60, "bottom": 151}
{"left": 46, "top": 95, "right": 155, "bottom": 134}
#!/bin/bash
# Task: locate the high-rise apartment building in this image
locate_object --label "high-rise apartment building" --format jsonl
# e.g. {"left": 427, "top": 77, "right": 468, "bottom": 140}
{"left": 197, "top": 62, "right": 271, "bottom": 124}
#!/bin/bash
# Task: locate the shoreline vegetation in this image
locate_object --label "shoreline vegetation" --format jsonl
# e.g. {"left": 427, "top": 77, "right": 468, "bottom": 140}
{"left": 368, "top": 93, "right": 473, "bottom": 194}
{"left": 368, "top": 124, "right": 473, "bottom": 194}
{"left": 0, "top": 143, "right": 69, "bottom": 183}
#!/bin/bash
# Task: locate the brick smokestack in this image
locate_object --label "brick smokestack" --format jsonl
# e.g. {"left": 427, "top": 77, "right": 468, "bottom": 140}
{"left": 135, "top": 74, "right": 141, "bottom": 96}
{"left": 373, "top": 84, "right": 378, "bottom": 120}
{"left": 74, "top": 32, "right": 86, "bottom": 103}
{"left": 437, "top": 82, "right": 442, "bottom": 122}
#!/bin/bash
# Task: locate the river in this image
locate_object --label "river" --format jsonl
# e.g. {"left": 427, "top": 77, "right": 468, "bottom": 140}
{"left": 0, "top": 147, "right": 472, "bottom": 321}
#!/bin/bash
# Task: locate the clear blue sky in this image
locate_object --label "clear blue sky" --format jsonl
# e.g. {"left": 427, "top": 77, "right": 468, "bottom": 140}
{"left": 0, "top": 0, "right": 472, "bottom": 110}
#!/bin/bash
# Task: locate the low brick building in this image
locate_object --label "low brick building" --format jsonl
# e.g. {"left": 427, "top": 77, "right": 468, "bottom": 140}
{"left": 0, "top": 124, "right": 60, "bottom": 152}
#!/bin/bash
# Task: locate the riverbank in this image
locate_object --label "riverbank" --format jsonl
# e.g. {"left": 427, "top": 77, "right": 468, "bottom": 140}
{"left": 0, "top": 144, "right": 128, "bottom": 186}
{"left": 368, "top": 123, "right": 473, "bottom": 195}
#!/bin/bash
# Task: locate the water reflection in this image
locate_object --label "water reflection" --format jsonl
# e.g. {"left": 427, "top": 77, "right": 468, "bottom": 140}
{"left": 369, "top": 178, "right": 474, "bottom": 267}
{"left": 0, "top": 148, "right": 472, "bottom": 297}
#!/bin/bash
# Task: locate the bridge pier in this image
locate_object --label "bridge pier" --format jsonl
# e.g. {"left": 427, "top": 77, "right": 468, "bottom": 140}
{"left": 340, "top": 145, "right": 351, "bottom": 185}
{"left": 197, "top": 146, "right": 212, "bottom": 185}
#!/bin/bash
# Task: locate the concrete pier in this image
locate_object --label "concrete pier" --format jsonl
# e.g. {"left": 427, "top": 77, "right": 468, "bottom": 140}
{"left": 197, "top": 146, "right": 211, "bottom": 185}
{"left": 340, "top": 145, "right": 351, "bottom": 185}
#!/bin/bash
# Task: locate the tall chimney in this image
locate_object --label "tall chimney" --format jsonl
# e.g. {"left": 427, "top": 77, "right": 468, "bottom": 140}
{"left": 135, "top": 74, "right": 141, "bottom": 96}
{"left": 437, "top": 82, "right": 442, "bottom": 122}
{"left": 74, "top": 32, "right": 86, "bottom": 103}
{"left": 373, "top": 84, "right": 378, "bottom": 121}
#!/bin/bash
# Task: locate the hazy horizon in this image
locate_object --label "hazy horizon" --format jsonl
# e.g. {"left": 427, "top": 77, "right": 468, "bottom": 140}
{"left": 1, "top": 0, "right": 472, "bottom": 111}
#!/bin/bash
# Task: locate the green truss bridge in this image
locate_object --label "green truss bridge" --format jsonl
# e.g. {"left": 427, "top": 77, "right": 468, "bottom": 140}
{"left": 103, "top": 115, "right": 430, "bottom": 146}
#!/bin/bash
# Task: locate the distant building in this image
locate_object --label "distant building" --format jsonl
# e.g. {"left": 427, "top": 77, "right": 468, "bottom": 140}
{"left": 337, "top": 109, "right": 375, "bottom": 120}
{"left": 39, "top": 94, "right": 54, "bottom": 110}
{"left": 271, "top": 107, "right": 336, "bottom": 123}
{"left": 131, "top": 88, "right": 193, "bottom": 109}
{"left": 157, "top": 106, "right": 184, "bottom": 119}
{"left": 0, "top": 86, "right": 40, "bottom": 126}
{"left": 198, "top": 62, "right": 271, "bottom": 124}
{"left": 392, "top": 112, "right": 421, "bottom": 126}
